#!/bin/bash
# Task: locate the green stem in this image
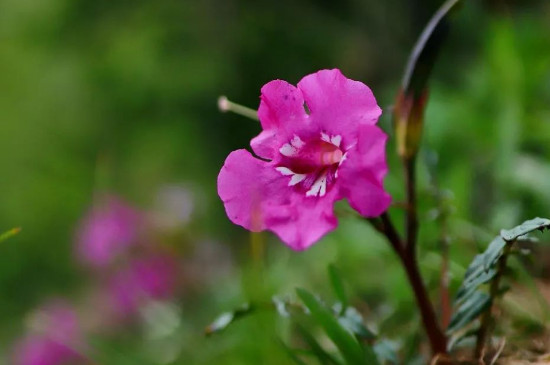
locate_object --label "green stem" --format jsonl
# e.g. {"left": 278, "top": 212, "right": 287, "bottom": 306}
{"left": 218, "top": 96, "right": 259, "bottom": 121}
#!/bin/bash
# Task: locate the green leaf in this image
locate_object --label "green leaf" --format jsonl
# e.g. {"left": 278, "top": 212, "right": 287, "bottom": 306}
{"left": 454, "top": 236, "right": 505, "bottom": 306}
{"left": 454, "top": 268, "right": 496, "bottom": 305}
{"left": 462, "top": 253, "right": 486, "bottom": 283}
{"left": 337, "top": 307, "right": 376, "bottom": 341}
{"left": 278, "top": 339, "right": 309, "bottom": 365}
{"left": 204, "top": 303, "right": 254, "bottom": 336}
{"left": 482, "top": 236, "right": 507, "bottom": 271}
{"left": 447, "top": 327, "right": 479, "bottom": 351}
{"left": 329, "top": 265, "right": 348, "bottom": 312}
{"left": 296, "top": 288, "right": 378, "bottom": 365}
{"left": 500, "top": 217, "right": 550, "bottom": 242}
{"left": 373, "top": 340, "right": 399, "bottom": 365}
{"left": 272, "top": 296, "right": 291, "bottom": 317}
{"left": 295, "top": 322, "right": 342, "bottom": 365}
{"left": 447, "top": 291, "right": 491, "bottom": 334}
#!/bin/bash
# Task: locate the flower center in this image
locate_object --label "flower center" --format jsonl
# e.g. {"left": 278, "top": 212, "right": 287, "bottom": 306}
{"left": 275, "top": 133, "right": 345, "bottom": 197}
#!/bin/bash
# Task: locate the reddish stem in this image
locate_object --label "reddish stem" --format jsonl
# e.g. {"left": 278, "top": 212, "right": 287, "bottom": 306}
{"left": 402, "top": 252, "right": 448, "bottom": 355}
{"left": 375, "top": 211, "right": 448, "bottom": 356}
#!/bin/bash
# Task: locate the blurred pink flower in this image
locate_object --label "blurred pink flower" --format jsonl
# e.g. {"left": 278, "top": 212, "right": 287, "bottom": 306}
{"left": 12, "top": 302, "right": 86, "bottom": 365}
{"left": 218, "top": 69, "right": 391, "bottom": 250}
{"left": 107, "top": 255, "right": 179, "bottom": 317}
{"left": 76, "top": 195, "right": 142, "bottom": 268}
{"left": 13, "top": 336, "right": 82, "bottom": 365}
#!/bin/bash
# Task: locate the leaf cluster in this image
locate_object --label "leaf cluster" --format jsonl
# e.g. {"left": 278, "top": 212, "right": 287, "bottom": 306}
{"left": 206, "top": 265, "right": 398, "bottom": 365}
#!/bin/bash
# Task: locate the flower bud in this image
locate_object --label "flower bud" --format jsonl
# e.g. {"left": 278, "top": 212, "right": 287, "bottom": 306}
{"left": 394, "top": 89, "right": 428, "bottom": 160}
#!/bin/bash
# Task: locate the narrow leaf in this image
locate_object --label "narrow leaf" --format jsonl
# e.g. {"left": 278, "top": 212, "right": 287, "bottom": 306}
{"left": 204, "top": 303, "right": 254, "bottom": 336}
{"left": 278, "top": 340, "right": 309, "bottom": 365}
{"left": 329, "top": 265, "right": 348, "bottom": 312}
{"left": 295, "top": 322, "right": 342, "bottom": 365}
{"left": 401, "top": 0, "right": 461, "bottom": 96}
{"left": 296, "top": 288, "right": 377, "bottom": 365}
{"left": 338, "top": 307, "right": 376, "bottom": 341}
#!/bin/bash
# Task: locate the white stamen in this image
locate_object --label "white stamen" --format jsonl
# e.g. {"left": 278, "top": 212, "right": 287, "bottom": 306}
{"left": 334, "top": 152, "right": 348, "bottom": 178}
{"left": 291, "top": 135, "right": 305, "bottom": 148}
{"left": 335, "top": 152, "right": 347, "bottom": 178}
{"left": 321, "top": 132, "right": 330, "bottom": 143}
{"left": 319, "top": 177, "right": 327, "bottom": 196}
{"left": 338, "top": 152, "right": 347, "bottom": 166}
{"left": 306, "top": 174, "right": 327, "bottom": 197}
{"left": 289, "top": 174, "right": 306, "bottom": 186}
{"left": 276, "top": 167, "right": 307, "bottom": 187}
{"left": 279, "top": 143, "right": 297, "bottom": 157}
{"left": 275, "top": 167, "right": 294, "bottom": 176}
{"left": 330, "top": 135, "right": 342, "bottom": 147}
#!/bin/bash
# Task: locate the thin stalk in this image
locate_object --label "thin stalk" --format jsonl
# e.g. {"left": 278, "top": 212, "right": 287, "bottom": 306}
{"left": 475, "top": 243, "right": 512, "bottom": 359}
{"left": 218, "top": 96, "right": 259, "bottom": 121}
{"left": 370, "top": 213, "right": 447, "bottom": 355}
{"left": 380, "top": 212, "right": 404, "bottom": 255}
{"left": 402, "top": 252, "right": 448, "bottom": 355}
{"left": 404, "top": 157, "right": 419, "bottom": 255}
{"left": 439, "top": 230, "right": 451, "bottom": 329}
{"left": 429, "top": 164, "right": 452, "bottom": 329}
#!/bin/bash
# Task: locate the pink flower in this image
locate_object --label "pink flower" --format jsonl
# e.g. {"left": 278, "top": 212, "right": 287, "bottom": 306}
{"left": 12, "top": 336, "right": 83, "bottom": 365}
{"left": 12, "top": 302, "right": 86, "bottom": 365}
{"left": 218, "top": 69, "right": 391, "bottom": 250}
{"left": 76, "top": 195, "right": 142, "bottom": 268}
{"left": 106, "top": 255, "right": 178, "bottom": 317}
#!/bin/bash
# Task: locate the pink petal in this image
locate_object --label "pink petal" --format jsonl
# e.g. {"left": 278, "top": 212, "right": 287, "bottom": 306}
{"left": 265, "top": 188, "right": 339, "bottom": 251}
{"left": 217, "top": 149, "right": 288, "bottom": 231}
{"left": 338, "top": 125, "right": 391, "bottom": 217}
{"left": 252, "top": 80, "right": 310, "bottom": 159}
{"left": 297, "top": 69, "right": 382, "bottom": 145}
{"left": 218, "top": 149, "right": 339, "bottom": 250}
{"left": 250, "top": 130, "right": 278, "bottom": 160}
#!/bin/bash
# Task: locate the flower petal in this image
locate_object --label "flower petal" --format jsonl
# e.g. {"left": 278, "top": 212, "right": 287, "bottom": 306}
{"left": 250, "top": 130, "right": 278, "bottom": 160}
{"left": 338, "top": 125, "right": 391, "bottom": 217}
{"left": 218, "top": 149, "right": 339, "bottom": 250}
{"left": 253, "top": 80, "right": 309, "bottom": 159}
{"left": 266, "top": 188, "right": 339, "bottom": 251}
{"left": 217, "top": 149, "right": 288, "bottom": 231}
{"left": 297, "top": 69, "right": 382, "bottom": 145}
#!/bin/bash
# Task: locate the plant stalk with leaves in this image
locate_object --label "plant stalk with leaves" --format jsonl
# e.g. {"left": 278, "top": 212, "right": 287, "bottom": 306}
{"left": 368, "top": 0, "right": 462, "bottom": 356}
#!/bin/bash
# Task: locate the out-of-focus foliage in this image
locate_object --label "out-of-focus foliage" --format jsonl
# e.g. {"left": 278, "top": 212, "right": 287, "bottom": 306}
{"left": 1, "top": 0, "right": 550, "bottom": 363}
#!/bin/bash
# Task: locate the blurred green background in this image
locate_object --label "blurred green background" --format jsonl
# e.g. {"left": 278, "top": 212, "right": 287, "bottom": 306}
{"left": 1, "top": 0, "right": 550, "bottom": 363}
